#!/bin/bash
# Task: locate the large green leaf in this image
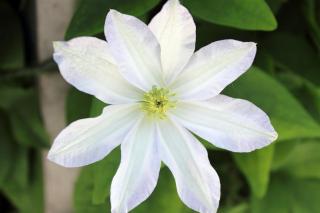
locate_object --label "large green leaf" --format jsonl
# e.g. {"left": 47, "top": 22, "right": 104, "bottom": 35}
{"left": 66, "top": 87, "right": 92, "bottom": 124}
{"left": 233, "top": 145, "right": 274, "bottom": 198}
{"left": 271, "top": 139, "right": 298, "bottom": 171}
{"left": 276, "top": 72, "right": 320, "bottom": 123}
{"left": 184, "top": 0, "right": 277, "bottom": 31}
{"left": 0, "top": 1, "right": 24, "bottom": 70}
{"left": 273, "top": 140, "right": 320, "bottom": 179}
{"left": 65, "top": 0, "right": 161, "bottom": 39}
{"left": 224, "top": 67, "right": 320, "bottom": 142}
{"left": 251, "top": 176, "right": 320, "bottom": 213}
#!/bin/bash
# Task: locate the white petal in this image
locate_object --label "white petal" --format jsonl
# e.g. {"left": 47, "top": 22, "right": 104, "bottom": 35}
{"left": 111, "top": 117, "right": 161, "bottom": 213}
{"left": 53, "top": 37, "right": 142, "bottom": 104}
{"left": 48, "top": 104, "right": 142, "bottom": 167}
{"left": 105, "top": 10, "right": 163, "bottom": 91}
{"left": 149, "top": 0, "right": 196, "bottom": 83}
{"left": 157, "top": 118, "right": 220, "bottom": 213}
{"left": 171, "top": 40, "right": 257, "bottom": 101}
{"left": 171, "top": 95, "right": 278, "bottom": 152}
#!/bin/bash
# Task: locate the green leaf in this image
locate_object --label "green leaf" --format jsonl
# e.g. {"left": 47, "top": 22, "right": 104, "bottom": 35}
{"left": 65, "top": 0, "right": 161, "bottom": 39}
{"left": 273, "top": 140, "right": 320, "bottom": 179}
{"left": 184, "top": 0, "right": 277, "bottom": 31}
{"left": 271, "top": 139, "right": 298, "bottom": 171}
{"left": 0, "top": 1, "right": 24, "bottom": 70}
{"left": 66, "top": 87, "right": 92, "bottom": 124}
{"left": 233, "top": 145, "right": 275, "bottom": 198}
{"left": 92, "top": 148, "right": 120, "bottom": 204}
{"left": 276, "top": 73, "right": 320, "bottom": 123}
{"left": 224, "top": 67, "right": 320, "bottom": 142}
{"left": 251, "top": 176, "right": 320, "bottom": 213}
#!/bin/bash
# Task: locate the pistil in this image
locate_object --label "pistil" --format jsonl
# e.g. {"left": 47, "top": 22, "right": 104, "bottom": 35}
{"left": 141, "top": 86, "right": 176, "bottom": 119}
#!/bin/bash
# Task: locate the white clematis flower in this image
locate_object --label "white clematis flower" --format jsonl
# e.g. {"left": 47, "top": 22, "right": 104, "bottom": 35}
{"left": 48, "top": 0, "right": 278, "bottom": 212}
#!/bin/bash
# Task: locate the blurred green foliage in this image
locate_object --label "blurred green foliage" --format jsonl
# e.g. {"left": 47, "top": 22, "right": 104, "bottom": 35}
{"left": 1, "top": 0, "right": 320, "bottom": 212}
{"left": 0, "top": 0, "right": 48, "bottom": 212}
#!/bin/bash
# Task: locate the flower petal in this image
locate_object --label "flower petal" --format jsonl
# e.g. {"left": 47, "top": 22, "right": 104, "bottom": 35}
{"left": 105, "top": 10, "right": 163, "bottom": 91}
{"left": 53, "top": 37, "right": 142, "bottom": 104}
{"left": 157, "top": 118, "right": 220, "bottom": 213}
{"left": 111, "top": 117, "right": 161, "bottom": 213}
{"left": 171, "top": 95, "right": 278, "bottom": 152}
{"left": 171, "top": 40, "right": 256, "bottom": 100}
{"left": 48, "top": 104, "right": 142, "bottom": 167}
{"left": 149, "top": 0, "right": 196, "bottom": 83}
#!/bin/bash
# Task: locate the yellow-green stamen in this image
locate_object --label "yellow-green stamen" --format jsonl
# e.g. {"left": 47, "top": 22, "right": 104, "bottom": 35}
{"left": 141, "top": 86, "right": 176, "bottom": 119}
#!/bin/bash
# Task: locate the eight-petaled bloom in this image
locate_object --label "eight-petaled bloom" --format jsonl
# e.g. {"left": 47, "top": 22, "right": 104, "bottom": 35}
{"left": 48, "top": 0, "right": 278, "bottom": 212}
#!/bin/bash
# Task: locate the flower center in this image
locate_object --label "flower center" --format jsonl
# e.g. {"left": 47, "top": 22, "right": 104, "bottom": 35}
{"left": 141, "top": 86, "right": 176, "bottom": 119}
